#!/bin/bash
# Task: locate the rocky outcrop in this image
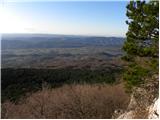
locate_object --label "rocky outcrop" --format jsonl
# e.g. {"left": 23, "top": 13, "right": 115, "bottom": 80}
{"left": 148, "top": 98, "right": 159, "bottom": 119}
{"left": 117, "top": 111, "right": 134, "bottom": 119}
{"left": 117, "top": 98, "right": 159, "bottom": 119}
{"left": 114, "top": 74, "right": 159, "bottom": 119}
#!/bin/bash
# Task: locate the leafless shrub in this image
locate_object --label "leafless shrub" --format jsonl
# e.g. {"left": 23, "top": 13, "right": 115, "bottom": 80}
{"left": 2, "top": 84, "right": 129, "bottom": 119}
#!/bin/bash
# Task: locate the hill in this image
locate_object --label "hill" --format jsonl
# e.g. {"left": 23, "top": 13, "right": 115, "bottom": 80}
{"left": 2, "top": 34, "right": 125, "bottom": 69}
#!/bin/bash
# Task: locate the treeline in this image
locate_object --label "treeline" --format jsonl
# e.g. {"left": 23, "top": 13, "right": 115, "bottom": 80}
{"left": 2, "top": 68, "right": 121, "bottom": 102}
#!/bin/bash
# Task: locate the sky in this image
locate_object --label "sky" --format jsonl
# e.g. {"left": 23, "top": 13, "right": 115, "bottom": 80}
{"left": 0, "top": 1, "right": 128, "bottom": 37}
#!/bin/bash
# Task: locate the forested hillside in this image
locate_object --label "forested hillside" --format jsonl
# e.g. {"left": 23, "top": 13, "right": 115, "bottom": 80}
{"left": 2, "top": 68, "right": 122, "bottom": 102}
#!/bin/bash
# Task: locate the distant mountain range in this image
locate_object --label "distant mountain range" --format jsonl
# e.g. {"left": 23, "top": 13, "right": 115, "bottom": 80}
{"left": 1, "top": 34, "right": 125, "bottom": 49}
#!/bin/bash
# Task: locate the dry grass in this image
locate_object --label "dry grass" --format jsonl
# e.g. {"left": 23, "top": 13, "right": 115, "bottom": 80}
{"left": 2, "top": 84, "right": 130, "bottom": 119}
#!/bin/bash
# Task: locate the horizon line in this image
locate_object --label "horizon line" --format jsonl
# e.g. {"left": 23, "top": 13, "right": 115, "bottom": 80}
{"left": 1, "top": 33, "right": 125, "bottom": 38}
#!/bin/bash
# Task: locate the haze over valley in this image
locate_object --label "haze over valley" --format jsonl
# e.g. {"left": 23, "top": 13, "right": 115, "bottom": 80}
{"left": 2, "top": 34, "right": 125, "bottom": 69}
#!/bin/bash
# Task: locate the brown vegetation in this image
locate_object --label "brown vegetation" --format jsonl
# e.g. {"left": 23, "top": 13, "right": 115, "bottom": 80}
{"left": 2, "top": 84, "right": 129, "bottom": 119}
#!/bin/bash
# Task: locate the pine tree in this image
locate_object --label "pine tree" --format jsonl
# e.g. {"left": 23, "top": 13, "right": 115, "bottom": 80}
{"left": 122, "top": 0, "right": 159, "bottom": 90}
{"left": 123, "top": 0, "right": 159, "bottom": 58}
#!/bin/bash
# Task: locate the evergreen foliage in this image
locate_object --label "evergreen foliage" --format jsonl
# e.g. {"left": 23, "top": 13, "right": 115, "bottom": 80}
{"left": 123, "top": 0, "right": 159, "bottom": 57}
{"left": 123, "top": 0, "right": 159, "bottom": 89}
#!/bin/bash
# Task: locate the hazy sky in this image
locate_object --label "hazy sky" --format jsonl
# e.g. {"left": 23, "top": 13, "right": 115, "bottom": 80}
{"left": 0, "top": 1, "right": 128, "bottom": 37}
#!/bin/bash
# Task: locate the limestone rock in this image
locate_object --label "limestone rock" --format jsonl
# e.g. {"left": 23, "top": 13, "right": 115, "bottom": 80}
{"left": 148, "top": 98, "right": 159, "bottom": 119}
{"left": 117, "top": 111, "right": 134, "bottom": 119}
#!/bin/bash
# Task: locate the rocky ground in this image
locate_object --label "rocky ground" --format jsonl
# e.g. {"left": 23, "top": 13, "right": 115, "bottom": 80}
{"left": 112, "top": 74, "right": 159, "bottom": 119}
